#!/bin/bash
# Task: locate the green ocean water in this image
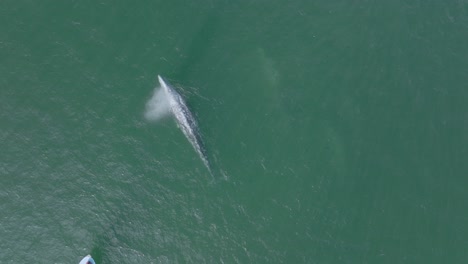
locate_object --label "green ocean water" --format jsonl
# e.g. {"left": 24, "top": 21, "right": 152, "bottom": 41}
{"left": 1, "top": 1, "right": 467, "bottom": 263}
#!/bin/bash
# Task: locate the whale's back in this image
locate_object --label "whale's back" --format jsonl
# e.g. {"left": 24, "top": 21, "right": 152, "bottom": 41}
{"left": 156, "top": 75, "right": 212, "bottom": 174}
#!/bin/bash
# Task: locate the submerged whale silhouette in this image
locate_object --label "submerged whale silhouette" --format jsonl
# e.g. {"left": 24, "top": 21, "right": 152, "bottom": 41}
{"left": 157, "top": 75, "right": 212, "bottom": 174}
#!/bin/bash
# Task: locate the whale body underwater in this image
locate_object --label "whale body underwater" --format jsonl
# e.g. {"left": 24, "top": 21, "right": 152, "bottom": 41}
{"left": 147, "top": 75, "right": 212, "bottom": 174}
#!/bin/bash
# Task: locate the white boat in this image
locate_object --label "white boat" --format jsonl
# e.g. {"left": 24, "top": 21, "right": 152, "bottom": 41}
{"left": 79, "top": 255, "right": 96, "bottom": 264}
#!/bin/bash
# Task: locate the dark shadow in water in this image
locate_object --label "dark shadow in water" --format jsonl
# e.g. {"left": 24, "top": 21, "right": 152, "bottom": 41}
{"left": 174, "top": 4, "right": 226, "bottom": 80}
{"left": 88, "top": 231, "right": 110, "bottom": 263}
{"left": 88, "top": 225, "right": 120, "bottom": 263}
{"left": 90, "top": 246, "right": 104, "bottom": 263}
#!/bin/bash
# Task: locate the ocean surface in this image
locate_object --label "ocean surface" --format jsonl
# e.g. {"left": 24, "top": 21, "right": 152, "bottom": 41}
{"left": 1, "top": 1, "right": 467, "bottom": 263}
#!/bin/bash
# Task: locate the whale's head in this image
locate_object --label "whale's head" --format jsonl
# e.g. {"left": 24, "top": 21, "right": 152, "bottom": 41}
{"left": 158, "top": 75, "right": 169, "bottom": 93}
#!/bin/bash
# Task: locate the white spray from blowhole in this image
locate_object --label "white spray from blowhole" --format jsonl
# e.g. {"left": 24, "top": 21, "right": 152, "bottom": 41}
{"left": 144, "top": 85, "right": 171, "bottom": 122}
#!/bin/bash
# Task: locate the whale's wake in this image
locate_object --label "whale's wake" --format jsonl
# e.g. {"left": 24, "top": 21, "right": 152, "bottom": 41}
{"left": 145, "top": 76, "right": 212, "bottom": 174}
